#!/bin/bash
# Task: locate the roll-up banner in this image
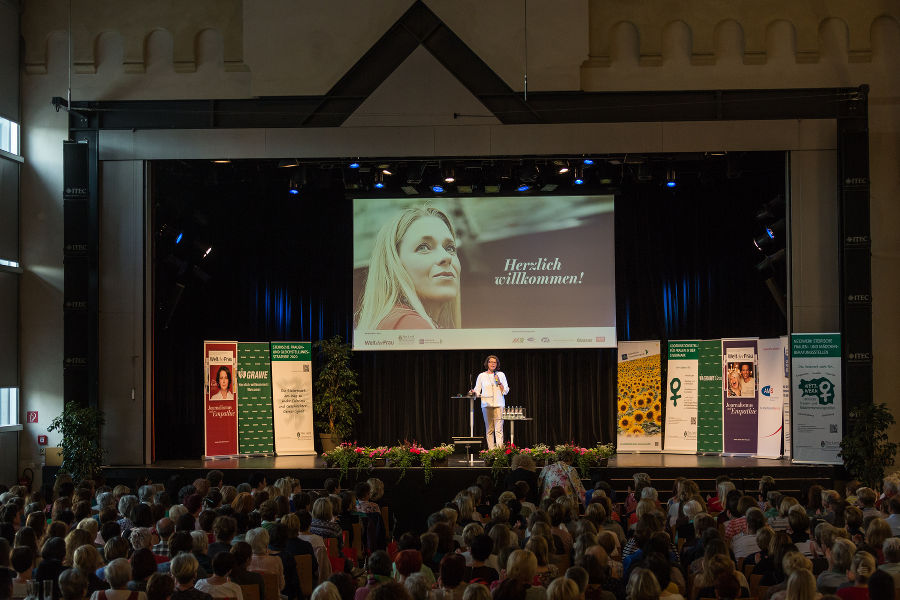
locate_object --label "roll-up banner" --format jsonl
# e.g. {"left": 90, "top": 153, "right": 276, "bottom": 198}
{"left": 782, "top": 336, "right": 791, "bottom": 458}
{"left": 721, "top": 338, "right": 759, "bottom": 455}
{"left": 663, "top": 341, "right": 700, "bottom": 453}
{"left": 237, "top": 343, "right": 275, "bottom": 455}
{"left": 204, "top": 341, "right": 239, "bottom": 458}
{"left": 791, "top": 333, "right": 842, "bottom": 464}
{"left": 697, "top": 340, "right": 723, "bottom": 453}
{"left": 757, "top": 338, "right": 786, "bottom": 458}
{"left": 271, "top": 342, "right": 316, "bottom": 455}
{"left": 616, "top": 341, "right": 662, "bottom": 452}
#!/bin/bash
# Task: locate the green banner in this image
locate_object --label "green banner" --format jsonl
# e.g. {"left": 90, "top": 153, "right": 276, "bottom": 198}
{"left": 237, "top": 342, "right": 275, "bottom": 454}
{"left": 697, "top": 340, "right": 722, "bottom": 453}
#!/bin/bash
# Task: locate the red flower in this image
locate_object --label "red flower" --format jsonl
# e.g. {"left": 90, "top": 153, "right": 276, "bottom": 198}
{"left": 505, "top": 449, "right": 512, "bottom": 454}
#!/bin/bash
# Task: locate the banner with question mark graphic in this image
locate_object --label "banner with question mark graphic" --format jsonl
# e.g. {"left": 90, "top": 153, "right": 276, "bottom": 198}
{"left": 791, "top": 333, "right": 842, "bottom": 464}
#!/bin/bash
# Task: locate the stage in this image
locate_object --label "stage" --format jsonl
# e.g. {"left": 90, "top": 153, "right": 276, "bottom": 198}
{"left": 45, "top": 453, "right": 842, "bottom": 535}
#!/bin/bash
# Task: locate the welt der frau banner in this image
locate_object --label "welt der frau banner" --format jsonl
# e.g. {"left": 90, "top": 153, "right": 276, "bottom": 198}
{"left": 204, "top": 341, "right": 239, "bottom": 457}
{"left": 791, "top": 333, "right": 842, "bottom": 464}
{"left": 721, "top": 338, "right": 759, "bottom": 455}
{"left": 270, "top": 342, "right": 316, "bottom": 455}
{"left": 616, "top": 341, "right": 662, "bottom": 452}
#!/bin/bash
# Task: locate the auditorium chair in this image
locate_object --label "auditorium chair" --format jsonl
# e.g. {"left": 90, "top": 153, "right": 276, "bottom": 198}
{"left": 260, "top": 572, "right": 279, "bottom": 600}
{"left": 294, "top": 554, "right": 313, "bottom": 598}
{"left": 239, "top": 585, "right": 260, "bottom": 600}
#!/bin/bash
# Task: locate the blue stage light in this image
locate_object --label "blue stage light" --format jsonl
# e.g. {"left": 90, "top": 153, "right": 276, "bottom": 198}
{"left": 666, "top": 180, "right": 677, "bottom": 188}
{"left": 574, "top": 177, "right": 584, "bottom": 185}
{"left": 583, "top": 158, "right": 594, "bottom": 165}
{"left": 517, "top": 184, "right": 531, "bottom": 192}
{"left": 288, "top": 188, "right": 299, "bottom": 195}
{"left": 431, "top": 184, "right": 445, "bottom": 193}
{"left": 374, "top": 182, "right": 385, "bottom": 189}
{"left": 766, "top": 226, "right": 775, "bottom": 239}
{"left": 175, "top": 232, "right": 183, "bottom": 244}
{"left": 349, "top": 161, "right": 360, "bottom": 169}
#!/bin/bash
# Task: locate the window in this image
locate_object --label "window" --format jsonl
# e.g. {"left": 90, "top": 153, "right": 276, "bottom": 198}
{"left": 0, "top": 387, "right": 17, "bottom": 426}
{"left": 0, "top": 115, "right": 19, "bottom": 157}
{"left": 0, "top": 259, "right": 19, "bottom": 269}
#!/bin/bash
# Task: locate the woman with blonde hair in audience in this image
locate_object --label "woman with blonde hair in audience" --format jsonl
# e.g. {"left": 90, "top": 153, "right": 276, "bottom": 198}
{"left": 546, "top": 576, "right": 580, "bottom": 600}
{"left": 766, "top": 550, "right": 812, "bottom": 600}
{"left": 771, "top": 497, "right": 800, "bottom": 532}
{"left": 836, "top": 550, "right": 876, "bottom": 599}
{"left": 367, "top": 478, "right": 385, "bottom": 503}
{"left": 525, "top": 535, "right": 559, "bottom": 587}
{"left": 783, "top": 569, "right": 819, "bottom": 600}
{"left": 64, "top": 529, "right": 95, "bottom": 567}
{"left": 245, "top": 527, "right": 284, "bottom": 591}
{"left": 625, "top": 567, "right": 660, "bottom": 600}
{"left": 91, "top": 558, "right": 148, "bottom": 600}
{"left": 73, "top": 545, "right": 109, "bottom": 595}
{"left": 231, "top": 492, "right": 254, "bottom": 515}
{"left": 504, "top": 549, "right": 546, "bottom": 600}
{"left": 861, "top": 518, "right": 890, "bottom": 563}
{"left": 309, "top": 581, "right": 341, "bottom": 600}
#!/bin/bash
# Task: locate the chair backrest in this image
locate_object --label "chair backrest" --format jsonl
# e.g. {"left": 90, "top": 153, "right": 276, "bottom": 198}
{"left": 381, "top": 506, "right": 390, "bottom": 535}
{"left": 239, "top": 584, "right": 260, "bottom": 600}
{"left": 260, "top": 571, "right": 280, "bottom": 600}
{"left": 748, "top": 573, "right": 763, "bottom": 597}
{"left": 352, "top": 522, "right": 363, "bottom": 555}
{"left": 743, "top": 563, "right": 754, "bottom": 578}
{"left": 294, "top": 554, "right": 313, "bottom": 598}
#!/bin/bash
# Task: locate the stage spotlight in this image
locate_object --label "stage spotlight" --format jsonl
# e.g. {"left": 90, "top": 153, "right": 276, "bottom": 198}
{"left": 348, "top": 160, "right": 360, "bottom": 169}
{"left": 517, "top": 183, "right": 531, "bottom": 192}
{"left": 573, "top": 167, "right": 584, "bottom": 185}
{"left": 665, "top": 169, "right": 677, "bottom": 188}
{"left": 443, "top": 166, "right": 456, "bottom": 183}
{"left": 203, "top": 247, "right": 212, "bottom": 258}
{"left": 373, "top": 173, "right": 385, "bottom": 189}
{"left": 288, "top": 187, "right": 299, "bottom": 195}
{"left": 558, "top": 165, "right": 570, "bottom": 174}
{"left": 212, "top": 159, "right": 231, "bottom": 164}
{"left": 583, "top": 158, "right": 594, "bottom": 165}
{"left": 431, "top": 184, "right": 445, "bottom": 193}
{"left": 278, "top": 158, "right": 299, "bottom": 168}
{"left": 175, "top": 232, "right": 183, "bottom": 244}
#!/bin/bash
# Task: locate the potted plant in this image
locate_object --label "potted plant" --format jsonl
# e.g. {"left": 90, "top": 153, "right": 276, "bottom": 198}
{"left": 322, "top": 442, "right": 358, "bottom": 481}
{"left": 479, "top": 442, "right": 518, "bottom": 478}
{"left": 840, "top": 402, "right": 898, "bottom": 489}
{"left": 420, "top": 443, "right": 455, "bottom": 484}
{"left": 47, "top": 402, "right": 105, "bottom": 481}
{"left": 313, "top": 336, "right": 361, "bottom": 453}
{"left": 386, "top": 443, "right": 422, "bottom": 480}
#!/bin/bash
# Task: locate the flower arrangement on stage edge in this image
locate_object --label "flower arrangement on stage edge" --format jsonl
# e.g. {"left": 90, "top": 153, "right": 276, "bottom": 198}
{"left": 420, "top": 443, "right": 455, "bottom": 484}
{"left": 321, "top": 442, "right": 359, "bottom": 480}
{"left": 555, "top": 442, "right": 617, "bottom": 477}
{"left": 479, "top": 442, "right": 518, "bottom": 478}
{"left": 355, "top": 446, "right": 390, "bottom": 473}
{"left": 521, "top": 443, "right": 556, "bottom": 465}
{"left": 386, "top": 443, "right": 425, "bottom": 480}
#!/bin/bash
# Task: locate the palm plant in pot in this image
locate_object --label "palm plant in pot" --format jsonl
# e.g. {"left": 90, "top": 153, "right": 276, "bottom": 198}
{"left": 313, "top": 336, "right": 361, "bottom": 453}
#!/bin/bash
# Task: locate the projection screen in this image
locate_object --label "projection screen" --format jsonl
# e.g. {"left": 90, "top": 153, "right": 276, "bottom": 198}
{"left": 352, "top": 196, "right": 616, "bottom": 350}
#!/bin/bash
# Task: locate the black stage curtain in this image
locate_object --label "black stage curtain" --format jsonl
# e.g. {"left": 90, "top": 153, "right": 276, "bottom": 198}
{"left": 151, "top": 156, "right": 786, "bottom": 460}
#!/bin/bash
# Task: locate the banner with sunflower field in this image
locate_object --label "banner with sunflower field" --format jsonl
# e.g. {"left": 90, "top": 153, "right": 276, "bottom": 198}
{"left": 616, "top": 341, "right": 662, "bottom": 452}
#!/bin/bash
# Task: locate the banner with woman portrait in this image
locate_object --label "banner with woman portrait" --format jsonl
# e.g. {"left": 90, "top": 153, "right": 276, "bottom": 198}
{"left": 721, "top": 338, "right": 759, "bottom": 455}
{"left": 616, "top": 341, "right": 662, "bottom": 452}
{"left": 203, "top": 341, "right": 239, "bottom": 457}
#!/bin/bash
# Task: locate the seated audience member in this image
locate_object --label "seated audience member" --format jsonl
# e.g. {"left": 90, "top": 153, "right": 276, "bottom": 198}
{"left": 73, "top": 545, "right": 109, "bottom": 595}
{"left": 129, "top": 548, "right": 158, "bottom": 592}
{"left": 731, "top": 507, "right": 764, "bottom": 561}
{"left": 625, "top": 567, "right": 660, "bottom": 600}
{"left": 784, "top": 569, "right": 818, "bottom": 600}
{"left": 228, "top": 542, "right": 264, "bottom": 600}
{"left": 355, "top": 551, "right": 393, "bottom": 600}
{"left": 10, "top": 546, "right": 33, "bottom": 598}
{"left": 309, "top": 499, "right": 342, "bottom": 550}
{"left": 280, "top": 513, "right": 318, "bottom": 577}
{"left": 866, "top": 569, "right": 896, "bottom": 600}
{"left": 206, "top": 517, "right": 235, "bottom": 561}
{"left": 195, "top": 551, "right": 243, "bottom": 600}
{"left": 879, "top": 537, "right": 900, "bottom": 588}
{"left": 818, "top": 537, "right": 855, "bottom": 594}
{"left": 764, "top": 550, "right": 811, "bottom": 599}
{"left": 33, "top": 537, "right": 67, "bottom": 600}
{"left": 467, "top": 535, "right": 499, "bottom": 586}
{"left": 836, "top": 550, "right": 876, "bottom": 600}
{"left": 503, "top": 549, "right": 546, "bottom": 600}
{"left": 245, "top": 528, "right": 284, "bottom": 592}
{"left": 355, "top": 483, "right": 379, "bottom": 515}
{"left": 170, "top": 553, "right": 212, "bottom": 600}
{"left": 856, "top": 488, "right": 883, "bottom": 520}
{"left": 146, "top": 572, "right": 175, "bottom": 600}
{"left": 884, "top": 497, "right": 900, "bottom": 536}
{"left": 58, "top": 569, "right": 89, "bottom": 600}
{"left": 435, "top": 554, "right": 467, "bottom": 600}
{"left": 92, "top": 558, "right": 148, "bottom": 600}
{"left": 859, "top": 518, "right": 890, "bottom": 563}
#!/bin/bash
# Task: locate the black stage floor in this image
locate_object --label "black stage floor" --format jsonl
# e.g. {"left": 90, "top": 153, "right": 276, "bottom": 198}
{"left": 59, "top": 453, "right": 842, "bottom": 534}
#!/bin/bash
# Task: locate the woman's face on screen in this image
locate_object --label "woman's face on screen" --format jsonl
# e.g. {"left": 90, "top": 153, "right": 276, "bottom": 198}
{"left": 398, "top": 216, "right": 460, "bottom": 311}
{"left": 217, "top": 369, "right": 229, "bottom": 392}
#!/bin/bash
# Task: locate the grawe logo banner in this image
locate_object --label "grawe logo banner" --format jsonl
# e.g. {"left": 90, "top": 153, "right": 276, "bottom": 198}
{"left": 791, "top": 333, "right": 842, "bottom": 464}
{"left": 616, "top": 341, "right": 662, "bottom": 452}
{"left": 271, "top": 342, "right": 316, "bottom": 455}
{"left": 721, "top": 338, "right": 759, "bottom": 455}
{"left": 237, "top": 343, "right": 274, "bottom": 455}
{"left": 663, "top": 341, "right": 699, "bottom": 453}
{"left": 697, "top": 340, "right": 723, "bottom": 453}
{"left": 204, "top": 341, "right": 239, "bottom": 458}
{"left": 757, "top": 338, "right": 786, "bottom": 458}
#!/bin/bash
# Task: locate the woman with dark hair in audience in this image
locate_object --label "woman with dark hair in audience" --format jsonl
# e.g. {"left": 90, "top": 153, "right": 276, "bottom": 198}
{"left": 129, "top": 548, "right": 158, "bottom": 592}
{"left": 436, "top": 554, "right": 467, "bottom": 600}
{"left": 228, "top": 542, "right": 264, "bottom": 600}
{"left": 33, "top": 537, "right": 66, "bottom": 600}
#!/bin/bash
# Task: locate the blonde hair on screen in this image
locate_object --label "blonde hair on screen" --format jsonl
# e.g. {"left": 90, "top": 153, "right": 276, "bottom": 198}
{"left": 356, "top": 205, "right": 461, "bottom": 330}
